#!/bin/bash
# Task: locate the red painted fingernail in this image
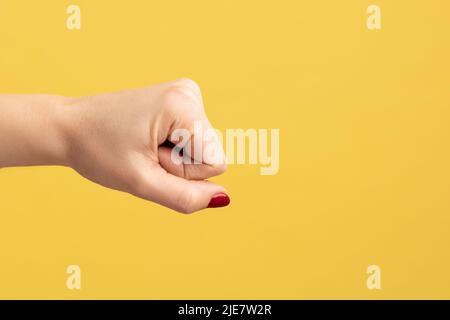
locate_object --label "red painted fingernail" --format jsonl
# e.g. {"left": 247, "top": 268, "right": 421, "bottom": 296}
{"left": 207, "top": 193, "right": 230, "bottom": 208}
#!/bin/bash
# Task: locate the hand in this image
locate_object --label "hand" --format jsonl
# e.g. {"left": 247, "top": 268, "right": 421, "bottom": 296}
{"left": 0, "top": 79, "right": 230, "bottom": 213}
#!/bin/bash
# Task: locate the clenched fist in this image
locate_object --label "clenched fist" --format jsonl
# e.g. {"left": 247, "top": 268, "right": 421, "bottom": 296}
{"left": 0, "top": 79, "right": 230, "bottom": 213}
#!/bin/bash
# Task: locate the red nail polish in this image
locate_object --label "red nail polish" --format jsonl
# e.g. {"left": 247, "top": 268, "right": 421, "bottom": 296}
{"left": 207, "top": 193, "right": 230, "bottom": 208}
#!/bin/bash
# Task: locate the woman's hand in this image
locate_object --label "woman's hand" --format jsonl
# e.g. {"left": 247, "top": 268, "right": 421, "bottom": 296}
{"left": 0, "top": 79, "right": 230, "bottom": 213}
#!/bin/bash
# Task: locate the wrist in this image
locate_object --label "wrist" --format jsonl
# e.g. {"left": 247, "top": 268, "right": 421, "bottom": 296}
{"left": 0, "top": 94, "right": 80, "bottom": 168}
{"left": 47, "top": 95, "right": 81, "bottom": 167}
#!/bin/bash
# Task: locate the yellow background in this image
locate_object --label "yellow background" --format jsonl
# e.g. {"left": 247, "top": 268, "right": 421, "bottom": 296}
{"left": 0, "top": 0, "right": 449, "bottom": 299}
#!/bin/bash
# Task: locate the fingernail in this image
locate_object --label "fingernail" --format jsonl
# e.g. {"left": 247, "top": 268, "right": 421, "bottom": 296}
{"left": 207, "top": 193, "right": 230, "bottom": 208}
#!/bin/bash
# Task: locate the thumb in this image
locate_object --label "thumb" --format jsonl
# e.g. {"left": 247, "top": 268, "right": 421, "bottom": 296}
{"left": 134, "top": 165, "right": 230, "bottom": 214}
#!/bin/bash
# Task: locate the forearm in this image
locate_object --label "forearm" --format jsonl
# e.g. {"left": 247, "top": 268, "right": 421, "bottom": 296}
{"left": 0, "top": 94, "right": 72, "bottom": 168}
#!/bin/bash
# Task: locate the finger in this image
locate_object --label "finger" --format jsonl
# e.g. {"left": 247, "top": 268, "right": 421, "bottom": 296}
{"left": 134, "top": 165, "right": 230, "bottom": 213}
{"left": 158, "top": 145, "right": 226, "bottom": 180}
{"left": 165, "top": 89, "right": 226, "bottom": 167}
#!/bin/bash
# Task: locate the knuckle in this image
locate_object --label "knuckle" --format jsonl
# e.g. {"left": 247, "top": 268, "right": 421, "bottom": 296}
{"left": 124, "top": 165, "right": 154, "bottom": 199}
{"left": 175, "top": 189, "right": 197, "bottom": 214}
{"left": 173, "top": 78, "right": 201, "bottom": 93}
{"left": 162, "top": 85, "right": 198, "bottom": 108}
{"left": 128, "top": 173, "right": 149, "bottom": 198}
{"left": 212, "top": 163, "right": 227, "bottom": 176}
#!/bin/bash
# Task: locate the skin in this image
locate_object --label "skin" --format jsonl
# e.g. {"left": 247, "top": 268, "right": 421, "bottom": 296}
{"left": 0, "top": 78, "right": 228, "bottom": 213}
